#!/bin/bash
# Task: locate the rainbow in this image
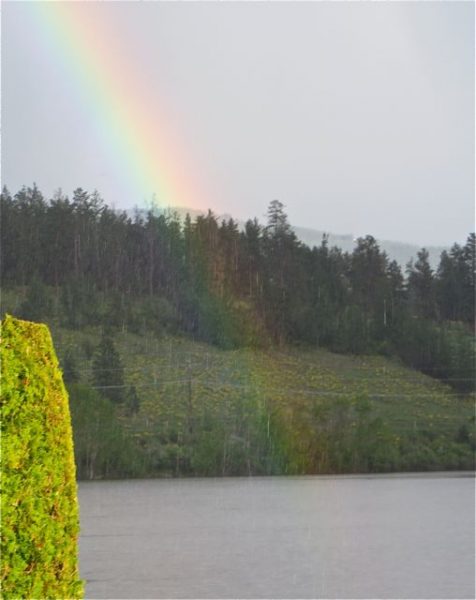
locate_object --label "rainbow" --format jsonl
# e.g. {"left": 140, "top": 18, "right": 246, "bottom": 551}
{"left": 27, "top": 1, "right": 206, "bottom": 211}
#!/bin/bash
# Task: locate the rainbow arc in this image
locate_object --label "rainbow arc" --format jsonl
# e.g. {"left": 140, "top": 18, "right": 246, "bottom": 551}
{"left": 30, "top": 2, "right": 205, "bottom": 211}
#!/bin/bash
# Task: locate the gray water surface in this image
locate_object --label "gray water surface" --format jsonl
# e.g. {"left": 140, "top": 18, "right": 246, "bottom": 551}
{"left": 78, "top": 473, "right": 475, "bottom": 599}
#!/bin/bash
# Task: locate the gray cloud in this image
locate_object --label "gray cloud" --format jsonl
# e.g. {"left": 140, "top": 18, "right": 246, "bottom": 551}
{"left": 2, "top": 1, "right": 474, "bottom": 246}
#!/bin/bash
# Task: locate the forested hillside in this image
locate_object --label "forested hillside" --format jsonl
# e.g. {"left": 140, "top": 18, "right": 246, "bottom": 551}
{"left": 1, "top": 185, "right": 474, "bottom": 478}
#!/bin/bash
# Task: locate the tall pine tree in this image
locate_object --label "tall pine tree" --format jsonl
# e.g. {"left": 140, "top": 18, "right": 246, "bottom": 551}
{"left": 91, "top": 332, "right": 125, "bottom": 404}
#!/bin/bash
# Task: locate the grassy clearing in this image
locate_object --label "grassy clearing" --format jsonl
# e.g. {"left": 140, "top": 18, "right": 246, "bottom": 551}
{"left": 50, "top": 325, "right": 475, "bottom": 477}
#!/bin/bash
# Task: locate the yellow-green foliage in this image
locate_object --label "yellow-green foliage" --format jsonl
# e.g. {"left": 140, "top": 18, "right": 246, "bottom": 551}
{"left": 54, "top": 325, "right": 474, "bottom": 478}
{"left": 1, "top": 315, "right": 83, "bottom": 599}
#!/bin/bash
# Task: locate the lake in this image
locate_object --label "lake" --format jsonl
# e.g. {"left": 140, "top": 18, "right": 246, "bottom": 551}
{"left": 78, "top": 473, "right": 475, "bottom": 599}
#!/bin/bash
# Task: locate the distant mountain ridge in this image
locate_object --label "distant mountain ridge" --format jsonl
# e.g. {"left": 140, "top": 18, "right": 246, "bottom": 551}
{"left": 129, "top": 205, "right": 447, "bottom": 270}
{"left": 291, "top": 224, "right": 447, "bottom": 270}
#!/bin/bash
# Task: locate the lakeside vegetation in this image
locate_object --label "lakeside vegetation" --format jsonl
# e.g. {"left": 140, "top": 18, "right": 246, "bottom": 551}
{"left": 1, "top": 185, "right": 474, "bottom": 478}
{"left": 61, "top": 328, "right": 475, "bottom": 478}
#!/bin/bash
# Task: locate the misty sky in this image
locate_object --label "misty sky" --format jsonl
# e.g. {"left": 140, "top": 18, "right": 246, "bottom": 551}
{"left": 2, "top": 1, "right": 474, "bottom": 246}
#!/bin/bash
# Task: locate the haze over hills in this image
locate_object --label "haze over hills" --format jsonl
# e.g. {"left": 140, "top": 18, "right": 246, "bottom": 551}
{"left": 133, "top": 205, "right": 448, "bottom": 270}
{"left": 292, "top": 224, "right": 448, "bottom": 271}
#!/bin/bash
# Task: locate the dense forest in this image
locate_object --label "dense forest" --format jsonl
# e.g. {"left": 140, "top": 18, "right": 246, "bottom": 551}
{"left": 1, "top": 185, "right": 475, "bottom": 477}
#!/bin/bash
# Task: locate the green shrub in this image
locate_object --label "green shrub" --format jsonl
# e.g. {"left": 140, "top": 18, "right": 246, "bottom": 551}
{"left": 69, "top": 383, "right": 145, "bottom": 479}
{"left": 1, "top": 315, "right": 83, "bottom": 599}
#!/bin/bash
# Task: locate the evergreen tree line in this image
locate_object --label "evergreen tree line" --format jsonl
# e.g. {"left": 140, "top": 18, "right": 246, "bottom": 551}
{"left": 2, "top": 185, "right": 474, "bottom": 392}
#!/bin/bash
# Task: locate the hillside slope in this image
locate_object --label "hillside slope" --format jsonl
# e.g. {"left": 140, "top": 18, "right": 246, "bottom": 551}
{"left": 52, "top": 326, "right": 475, "bottom": 478}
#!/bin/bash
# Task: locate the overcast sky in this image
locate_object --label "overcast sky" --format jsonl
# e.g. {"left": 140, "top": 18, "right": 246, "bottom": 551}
{"left": 2, "top": 1, "right": 474, "bottom": 246}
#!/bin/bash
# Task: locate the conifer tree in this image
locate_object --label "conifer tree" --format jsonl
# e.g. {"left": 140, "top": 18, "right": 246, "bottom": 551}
{"left": 91, "top": 332, "right": 125, "bottom": 404}
{"left": 62, "top": 349, "right": 79, "bottom": 385}
{"left": 407, "top": 248, "right": 437, "bottom": 320}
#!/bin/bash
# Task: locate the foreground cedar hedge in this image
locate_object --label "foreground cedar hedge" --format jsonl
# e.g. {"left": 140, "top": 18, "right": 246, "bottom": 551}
{"left": 1, "top": 315, "right": 83, "bottom": 599}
